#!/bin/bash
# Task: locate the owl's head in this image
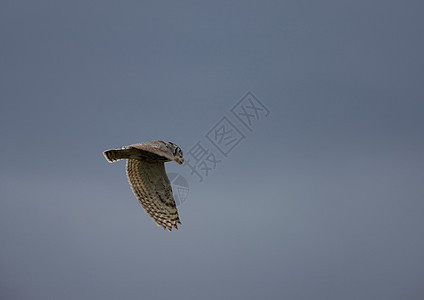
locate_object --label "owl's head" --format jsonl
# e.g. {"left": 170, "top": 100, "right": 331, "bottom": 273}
{"left": 167, "top": 142, "right": 184, "bottom": 165}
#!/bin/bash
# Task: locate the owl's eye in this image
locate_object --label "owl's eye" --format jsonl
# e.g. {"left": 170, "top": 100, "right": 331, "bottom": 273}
{"left": 175, "top": 147, "right": 182, "bottom": 156}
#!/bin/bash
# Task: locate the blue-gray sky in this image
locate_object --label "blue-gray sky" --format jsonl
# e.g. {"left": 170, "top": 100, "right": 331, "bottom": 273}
{"left": 1, "top": 1, "right": 424, "bottom": 299}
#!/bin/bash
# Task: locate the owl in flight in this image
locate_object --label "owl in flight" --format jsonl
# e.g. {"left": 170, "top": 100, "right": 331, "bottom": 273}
{"left": 103, "top": 140, "right": 184, "bottom": 231}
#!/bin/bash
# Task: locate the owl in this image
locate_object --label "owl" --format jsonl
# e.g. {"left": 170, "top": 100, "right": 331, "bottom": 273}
{"left": 103, "top": 140, "right": 184, "bottom": 231}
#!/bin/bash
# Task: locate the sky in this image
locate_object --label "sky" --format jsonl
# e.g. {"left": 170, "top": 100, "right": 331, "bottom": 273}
{"left": 1, "top": 0, "right": 424, "bottom": 299}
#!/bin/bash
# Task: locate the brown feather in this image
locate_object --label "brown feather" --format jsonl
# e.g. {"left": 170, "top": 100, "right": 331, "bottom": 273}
{"left": 126, "top": 159, "right": 181, "bottom": 231}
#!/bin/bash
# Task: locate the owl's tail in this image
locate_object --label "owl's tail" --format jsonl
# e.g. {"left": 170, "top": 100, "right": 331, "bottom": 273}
{"left": 103, "top": 148, "right": 133, "bottom": 163}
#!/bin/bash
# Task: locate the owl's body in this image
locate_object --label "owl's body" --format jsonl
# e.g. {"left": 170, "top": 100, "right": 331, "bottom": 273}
{"left": 103, "top": 141, "right": 184, "bottom": 231}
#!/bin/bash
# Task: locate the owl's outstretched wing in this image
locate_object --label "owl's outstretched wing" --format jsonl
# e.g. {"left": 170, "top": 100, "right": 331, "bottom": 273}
{"left": 126, "top": 159, "right": 181, "bottom": 231}
{"left": 130, "top": 140, "right": 175, "bottom": 161}
{"left": 104, "top": 144, "right": 170, "bottom": 163}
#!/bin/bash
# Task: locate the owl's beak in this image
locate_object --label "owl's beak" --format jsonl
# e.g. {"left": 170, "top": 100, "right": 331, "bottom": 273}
{"left": 175, "top": 157, "right": 184, "bottom": 165}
